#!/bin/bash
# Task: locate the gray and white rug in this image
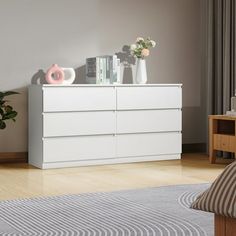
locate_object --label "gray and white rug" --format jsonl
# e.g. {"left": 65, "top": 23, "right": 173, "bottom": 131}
{"left": 0, "top": 184, "right": 213, "bottom": 236}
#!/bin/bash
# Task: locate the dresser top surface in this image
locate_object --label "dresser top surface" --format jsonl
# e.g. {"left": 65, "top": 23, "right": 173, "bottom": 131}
{"left": 209, "top": 115, "right": 236, "bottom": 120}
{"left": 31, "top": 83, "right": 182, "bottom": 88}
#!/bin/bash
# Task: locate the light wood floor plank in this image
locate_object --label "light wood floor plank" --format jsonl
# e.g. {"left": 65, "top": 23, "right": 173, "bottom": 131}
{"left": 0, "top": 153, "right": 232, "bottom": 201}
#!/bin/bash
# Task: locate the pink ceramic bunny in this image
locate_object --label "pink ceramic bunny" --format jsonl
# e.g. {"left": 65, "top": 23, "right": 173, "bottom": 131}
{"left": 45, "top": 64, "right": 64, "bottom": 84}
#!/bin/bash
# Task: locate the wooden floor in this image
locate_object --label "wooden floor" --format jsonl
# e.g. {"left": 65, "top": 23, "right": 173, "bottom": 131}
{"left": 0, "top": 153, "right": 232, "bottom": 201}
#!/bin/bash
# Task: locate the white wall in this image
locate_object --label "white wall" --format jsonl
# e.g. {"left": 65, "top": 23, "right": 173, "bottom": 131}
{"left": 0, "top": 0, "right": 204, "bottom": 152}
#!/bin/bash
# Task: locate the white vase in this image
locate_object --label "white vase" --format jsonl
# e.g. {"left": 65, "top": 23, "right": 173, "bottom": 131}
{"left": 135, "top": 59, "right": 147, "bottom": 84}
{"left": 61, "top": 68, "right": 76, "bottom": 84}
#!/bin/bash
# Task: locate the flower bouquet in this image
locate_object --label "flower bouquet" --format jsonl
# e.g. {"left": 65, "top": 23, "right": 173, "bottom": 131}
{"left": 130, "top": 37, "right": 156, "bottom": 84}
{"left": 130, "top": 37, "right": 156, "bottom": 59}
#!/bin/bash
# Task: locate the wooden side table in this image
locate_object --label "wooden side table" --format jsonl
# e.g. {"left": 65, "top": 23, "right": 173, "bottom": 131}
{"left": 209, "top": 115, "right": 236, "bottom": 163}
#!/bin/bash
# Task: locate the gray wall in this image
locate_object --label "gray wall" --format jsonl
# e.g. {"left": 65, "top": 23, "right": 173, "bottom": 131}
{"left": 0, "top": 0, "right": 205, "bottom": 152}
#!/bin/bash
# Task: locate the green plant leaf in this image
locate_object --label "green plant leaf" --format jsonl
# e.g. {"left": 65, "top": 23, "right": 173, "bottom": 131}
{"left": 2, "top": 111, "right": 17, "bottom": 120}
{"left": 0, "top": 100, "right": 6, "bottom": 106}
{"left": 4, "top": 105, "right": 13, "bottom": 113}
{"left": 0, "top": 120, "right": 6, "bottom": 129}
{"left": 0, "top": 91, "right": 19, "bottom": 101}
{"left": 0, "top": 91, "right": 19, "bottom": 129}
{"left": 0, "top": 92, "right": 4, "bottom": 101}
{"left": 3, "top": 91, "right": 19, "bottom": 97}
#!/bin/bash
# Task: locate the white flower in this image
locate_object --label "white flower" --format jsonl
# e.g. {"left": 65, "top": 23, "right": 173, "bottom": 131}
{"left": 130, "top": 44, "right": 137, "bottom": 51}
{"left": 136, "top": 37, "right": 144, "bottom": 42}
{"left": 150, "top": 40, "right": 156, "bottom": 47}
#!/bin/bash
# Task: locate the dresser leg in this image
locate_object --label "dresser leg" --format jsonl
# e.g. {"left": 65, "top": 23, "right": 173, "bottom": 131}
{"left": 209, "top": 150, "right": 216, "bottom": 164}
{"left": 209, "top": 118, "right": 217, "bottom": 164}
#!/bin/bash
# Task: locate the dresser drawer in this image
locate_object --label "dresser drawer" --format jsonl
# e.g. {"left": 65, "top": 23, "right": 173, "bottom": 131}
{"left": 213, "top": 134, "right": 236, "bottom": 152}
{"left": 117, "top": 109, "right": 181, "bottom": 134}
{"left": 117, "top": 86, "right": 182, "bottom": 110}
{"left": 117, "top": 133, "right": 181, "bottom": 157}
{"left": 43, "top": 87, "right": 116, "bottom": 112}
{"left": 43, "top": 111, "right": 115, "bottom": 137}
{"left": 43, "top": 135, "right": 116, "bottom": 163}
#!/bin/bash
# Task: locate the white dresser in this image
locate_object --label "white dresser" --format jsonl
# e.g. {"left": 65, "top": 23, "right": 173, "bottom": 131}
{"left": 29, "top": 84, "right": 182, "bottom": 169}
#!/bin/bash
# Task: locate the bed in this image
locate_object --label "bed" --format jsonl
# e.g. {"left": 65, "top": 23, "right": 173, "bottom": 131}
{"left": 191, "top": 161, "right": 236, "bottom": 236}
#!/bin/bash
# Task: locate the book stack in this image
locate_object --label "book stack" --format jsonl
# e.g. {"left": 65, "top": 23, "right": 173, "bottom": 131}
{"left": 86, "top": 55, "right": 121, "bottom": 84}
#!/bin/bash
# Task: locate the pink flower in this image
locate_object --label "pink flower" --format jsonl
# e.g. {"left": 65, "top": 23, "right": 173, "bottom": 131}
{"left": 141, "top": 48, "right": 150, "bottom": 57}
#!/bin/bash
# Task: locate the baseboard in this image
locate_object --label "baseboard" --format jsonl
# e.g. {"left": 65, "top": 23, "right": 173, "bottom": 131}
{"left": 182, "top": 143, "right": 206, "bottom": 153}
{"left": 0, "top": 146, "right": 205, "bottom": 164}
{"left": 40, "top": 154, "right": 181, "bottom": 169}
{"left": 0, "top": 152, "right": 28, "bottom": 163}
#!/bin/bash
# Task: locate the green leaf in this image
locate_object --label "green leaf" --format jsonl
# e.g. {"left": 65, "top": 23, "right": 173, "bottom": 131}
{"left": 4, "top": 105, "right": 13, "bottom": 113}
{"left": 0, "top": 100, "right": 6, "bottom": 106}
{"left": 3, "top": 91, "right": 19, "bottom": 97}
{"left": 0, "top": 91, "right": 19, "bottom": 128}
{"left": 0, "top": 91, "right": 19, "bottom": 101}
{"left": 0, "top": 92, "right": 4, "bottom": 101}
{"left": 2, "top": 111, "right": 17, "bottom": 120}
{"left": 0, "top": 120, "right": 6, "bottom": 129}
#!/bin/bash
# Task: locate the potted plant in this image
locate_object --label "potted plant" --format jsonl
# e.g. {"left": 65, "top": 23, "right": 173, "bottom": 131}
{"left": 0, "top": 91, "right": 19, "bottom": 129}
{"left": 130, "top": 37, "right": 156, "bottom": 84}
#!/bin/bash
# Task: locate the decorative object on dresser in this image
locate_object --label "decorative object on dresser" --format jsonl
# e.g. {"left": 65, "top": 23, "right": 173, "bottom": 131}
{"left": 86, "top": 55, "right": 121, "bottom": 84}
{"left": 231, "top": 94, "right": 236, "bottom": 111}
{"left": 45, "top": 64, "right": 65, "bottom": 84}
{"left": 130, "top": 37, "right": 156, "bottom": 84}
{"left": 208, "top": 115, "right": 236, "bottom": 164}
{"left": 61, "top": 67, "right": 75, "bottom": 84}
{"left": 0, "top": 91, "right": 19, "bottom": 129}
{"left": 28, "top": 84, "right": 182, "bottom": 169}
{"left": 226, "top": 92, "right": 236, "bottom": 116}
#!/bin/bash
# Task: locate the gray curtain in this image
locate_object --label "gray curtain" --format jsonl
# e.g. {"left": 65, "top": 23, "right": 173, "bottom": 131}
{"left": 206, "top": 0, "right": 236, "bottom": 115}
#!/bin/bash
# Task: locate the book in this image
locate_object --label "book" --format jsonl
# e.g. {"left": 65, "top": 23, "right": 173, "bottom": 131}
{"left": 86, "top": 55, "right": 121, "bottom": 84}
{"left": 116, "top": 58, "right": 121, "bottom": 84}
{"left": 86, "top": 57, "right": 96, "bottom": 84}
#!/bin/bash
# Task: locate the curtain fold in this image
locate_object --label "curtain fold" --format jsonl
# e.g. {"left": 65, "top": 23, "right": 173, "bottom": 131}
{"left": 207, "top": 0, "right": 236, "bottom": 115}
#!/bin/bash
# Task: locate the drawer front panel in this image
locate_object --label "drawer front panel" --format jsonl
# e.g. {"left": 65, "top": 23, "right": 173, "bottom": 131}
{"left": 117, "top": 109, "right": 181, "bottom": 134}
{"left": 117, "top": 86, "right": 182, "bottom": 110}
{"left": 213, "top": 134, "right": 236, "bottom": 152}
{"left": 43, "top": 111, "right": 116, "bottom": 137}
{"left": 43, "top": 87, "right": 116, "bottom": 112}
{"left": 117, "top": 133, "right": 181, "bottom": 157}
{"left": 43, "top": 136, "right": 116, "bottom": 162}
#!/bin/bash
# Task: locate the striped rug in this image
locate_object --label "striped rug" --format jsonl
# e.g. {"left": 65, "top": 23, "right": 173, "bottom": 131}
{"left": 0, "top": 184, "right": 213, "bottom": 236}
